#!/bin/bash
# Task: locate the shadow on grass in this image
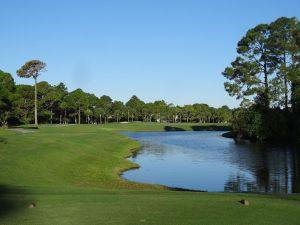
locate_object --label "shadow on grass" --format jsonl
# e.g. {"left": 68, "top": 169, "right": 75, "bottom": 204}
{"left": 168, "top": 186, "right": 207, "bottom": 192}
{"left": 191, "top": 125, "right": 231, "bottom": 131}
{"left": 0, "top": 185, "right": 28, "bottom": 218}
{"left": 164, "top": 125, "right": 231, "bottom": 132}
{"left": 0, "top": 137, "right": 7, "bottom": 144}
{"left": 9, "top": 125, "right": 39, "bottom": 130}
{"left": 164, "top": 126, "right": 186, "bottom": 131}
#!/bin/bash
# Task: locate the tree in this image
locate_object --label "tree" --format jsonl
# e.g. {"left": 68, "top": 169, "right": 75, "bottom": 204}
{"left": 269, "top": 17, "right": 299, "bottom": 109}
{"left": 13, "top": 85, "right": 34, "bottom": 124}
{"left": 0, "top": 70, "right": 15, "bottom": 126}
{"left": 37, "top": 81, "right": 53, "bottom": 122}
{"left": 16, "top": 60, "right": 46, "bottom": 126}
{"left": 112, "top": 101, "right": 125, "bottom": 122}
{"left": 144, "top": 102, "right": 155, "bottom": 122}
{"left": 67, "top": 89, "right": 88, "bottom": 124}
{"left": 193, "top": 103, "right": 209, "bottom": 123}
{"left": 59, "top": 101, "right": 68, "bottom": 124}
{"left": 219, "top": 105, "right": 232, "bottom": 123}
{"left": 126, "top": 95, "right": 145, "bottom": 121}
{"left": 176, "top": 106, "right": 183, "bottom": 123}
{"left": 84, "top": 93, "right": 98, "bottom": 124}
{"left": 152, "top": 100, "right": 167, "bottom": 122}
{"left": 55, "top": 83, "right": 68, "bottom": 124}
{"left": 167, "top": 103, "right": 177, "bottom": 123}
{"left": 98, "top": 95, "right": 112, "bottom": 123}
{"left": 223, "top": 24, "right": 278, "bottom": 108}
{"left": 222, "top": 17, "right": 300, "bottom": 141}
{"left": 182, "top": 105, "right": 194, "bottom": 123}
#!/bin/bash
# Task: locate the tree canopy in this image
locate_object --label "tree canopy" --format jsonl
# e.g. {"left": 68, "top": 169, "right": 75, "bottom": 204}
{"left": 0, "top": 70, "right": 232, "bottom": 126}
{"left": 222, "top": 17, "right": 300, "bottom": 141}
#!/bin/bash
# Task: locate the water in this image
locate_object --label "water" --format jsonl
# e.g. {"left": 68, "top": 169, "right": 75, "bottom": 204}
{"left": 122, "top": 131, "right": 300, "bottom": 193}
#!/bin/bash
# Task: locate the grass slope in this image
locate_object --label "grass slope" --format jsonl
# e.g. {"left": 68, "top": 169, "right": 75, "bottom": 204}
{"left": 0, "top": 123, "right": 299, "bottom": 225}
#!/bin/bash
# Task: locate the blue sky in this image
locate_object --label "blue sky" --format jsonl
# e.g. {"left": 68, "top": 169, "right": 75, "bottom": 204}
{"left": 1, "top": 0, "right": 299, "bottom": 108}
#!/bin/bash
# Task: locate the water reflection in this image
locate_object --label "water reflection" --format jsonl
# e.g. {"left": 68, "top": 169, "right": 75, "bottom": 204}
{"left": 122, "top": 131, "right": 300, "bottom": 193}
{"left": 225, "top": 143, "right": 300, "bottom": 193}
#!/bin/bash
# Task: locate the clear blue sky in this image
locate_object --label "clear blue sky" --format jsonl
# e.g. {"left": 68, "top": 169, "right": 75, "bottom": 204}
{"left": 1, "top": 0, "right": 299, "bottom": 108}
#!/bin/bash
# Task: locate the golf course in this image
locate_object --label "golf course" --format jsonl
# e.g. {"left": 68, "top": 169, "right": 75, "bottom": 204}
{"left": 0, "top": 123, "right": 299, "bottom": 225}
{"left": 1, "top": 0, "right": 300, "bottom": 224}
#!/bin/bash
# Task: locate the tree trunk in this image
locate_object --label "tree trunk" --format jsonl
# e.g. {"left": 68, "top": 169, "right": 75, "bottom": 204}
{"left": 291, "top": 82, "right": 296, "bottom": 112}
{"left": 263, "top": 62, "right": 270, "bottom": 108}
{"left": 78, "top": 108, "right": 81, "bottom": 124}
{"left": 64, "top": 109, "right": 67, "bottom": 124}
{"left": 127, "top": 110, "right": 130, "bottom": 122}
{"left": 34, "top": 77, "right": 38, "bottom": 126}
{"left": 50, "top": 107, "right": 53, "bottom": 124}
{"left": 283, "top": 53, "right": 288, "bottom": 109}
{"left": 284, "top": 78, "right": 288, "bottom": 109}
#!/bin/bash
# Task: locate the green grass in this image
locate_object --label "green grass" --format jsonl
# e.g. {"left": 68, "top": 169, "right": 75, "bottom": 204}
{"left": 0, "top": 123, "right": 299, "bottom": 225}
{"left": 100, "top": 122, "right": 231, "bottom": 132}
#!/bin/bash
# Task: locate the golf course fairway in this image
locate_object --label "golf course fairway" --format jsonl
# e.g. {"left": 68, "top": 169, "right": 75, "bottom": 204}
{"left": 0, "top": 124, "right": 299, "bottom": 225}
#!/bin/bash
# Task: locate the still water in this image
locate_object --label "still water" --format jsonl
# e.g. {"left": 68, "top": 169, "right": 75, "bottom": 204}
{"left": 122, "top": 131, "right": 300, "bottom": 193}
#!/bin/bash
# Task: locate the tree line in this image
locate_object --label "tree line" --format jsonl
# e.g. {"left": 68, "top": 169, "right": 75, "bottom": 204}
{"left": 223, "top": 17, "right": 300, "bottom": 141}
{"left": 0, "top": 69, "right": 232, "bottom": 126}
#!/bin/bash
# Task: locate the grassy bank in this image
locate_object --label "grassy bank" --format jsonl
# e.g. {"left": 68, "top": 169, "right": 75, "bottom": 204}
{"left": 100, "top": 122, "right": 231, "bottom": 132}
{"left": 0, "top": 123, "right": 299, "bottom": 225}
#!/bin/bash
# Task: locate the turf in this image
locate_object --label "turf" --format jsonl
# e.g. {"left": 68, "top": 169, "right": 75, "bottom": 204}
{"left": 0, "top": 123, "right": 299, "bottom": 225}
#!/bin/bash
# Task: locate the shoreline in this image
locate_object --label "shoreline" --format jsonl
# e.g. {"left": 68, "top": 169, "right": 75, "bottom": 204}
{"left": 118, "top": 130, "right": 300, "bottom": 194}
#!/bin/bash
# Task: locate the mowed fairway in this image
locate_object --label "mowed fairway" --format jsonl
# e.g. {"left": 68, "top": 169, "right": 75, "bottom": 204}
{"left": 0, "top": 124, "right": 299, "bottom": 225}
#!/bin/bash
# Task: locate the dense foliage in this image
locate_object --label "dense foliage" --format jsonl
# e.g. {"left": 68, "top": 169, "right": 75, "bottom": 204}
{"left": 223, "top": 17, "right": 300, "bottom": 141}
{"left": 0, "top": 70, "right": 232, "bottom": 126}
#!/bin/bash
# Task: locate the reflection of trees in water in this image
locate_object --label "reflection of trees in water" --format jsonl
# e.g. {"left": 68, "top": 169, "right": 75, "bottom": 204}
{"left": 292, "top": 150, "right": 300, "bottom": 192}
{"left": 224, "top": 175, "right": 257, "bottom": 192}
{"left": 132, "top": 141, "right": 169, "bottom": 159}
{"left": 225, "top": 142, "right": 300, "bottom": 193}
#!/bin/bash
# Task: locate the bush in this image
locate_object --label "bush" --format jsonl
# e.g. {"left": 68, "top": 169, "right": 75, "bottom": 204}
{"left": 231, "top": 106, "right": 294, "bottom": 142}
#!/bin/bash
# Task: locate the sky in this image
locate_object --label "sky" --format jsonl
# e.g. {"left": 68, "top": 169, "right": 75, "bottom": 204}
{"left": 1, "top": 0, "right": 299, "bottom": 108}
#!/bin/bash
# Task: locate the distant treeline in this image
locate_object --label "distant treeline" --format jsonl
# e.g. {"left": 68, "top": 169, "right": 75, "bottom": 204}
{"left": 222, "top": 17, "right": 300, "bottom": 142}
{"left": 0, "top": 70, "right": 232, "bottom": 126}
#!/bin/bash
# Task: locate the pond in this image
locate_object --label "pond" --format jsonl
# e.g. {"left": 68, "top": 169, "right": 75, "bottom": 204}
{"left": 122, "top": 131, "right": 300, "bottom": 193}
